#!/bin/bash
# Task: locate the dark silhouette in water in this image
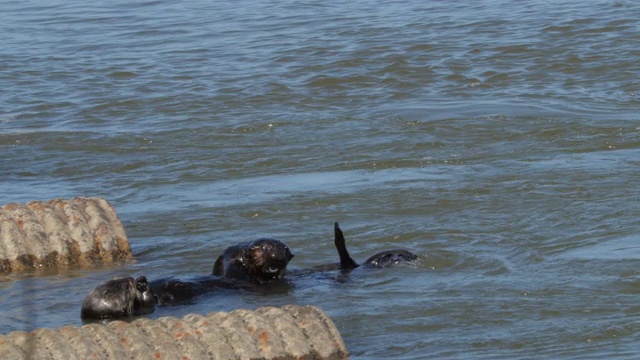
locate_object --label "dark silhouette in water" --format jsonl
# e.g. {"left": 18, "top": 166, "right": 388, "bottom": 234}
{"left": 334, "top": 222, "right": 418, "bottom": 270}
{"left": 151, "top": 238, "right": 294, "bottom": 305}
{"left": 81, "top": 239, "right": 294, "bottom": 319}
{"left": 288, "top": 222, "right": 419, "bottom": 276}
{"left": 212, "top": 238, "right": 294, "bottom": 282}
{"left": 80, "top": 224, "right": 417, "bottom": 320}
{"left": 81, "top": 276, "right": 156, "bottom": 320}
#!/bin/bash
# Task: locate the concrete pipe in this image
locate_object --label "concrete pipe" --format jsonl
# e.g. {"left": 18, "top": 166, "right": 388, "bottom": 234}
{"left": 0, "top": 197, "right": 132, "bottom": 273}
{"left": 0, "top": 305, "right": 349, "bottom": 360}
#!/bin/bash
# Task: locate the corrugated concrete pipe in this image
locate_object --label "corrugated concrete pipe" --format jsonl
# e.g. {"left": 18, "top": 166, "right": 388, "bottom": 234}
{"left": 0, "top": 197, "right": 132, "bottom": 273}
{"left": 0, "top": 305, "right": 349, "bottom": 360}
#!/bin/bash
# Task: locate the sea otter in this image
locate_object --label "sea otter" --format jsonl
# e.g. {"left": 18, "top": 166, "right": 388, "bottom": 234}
{"left": 151, "top": 239, "right": 294, "bottom": 305}
{"left": 333, "top": 222, "right": 418, "bottom": 270}
{"left": 80, "top": 238, "right": 294, "bottom": 318}
{"left": 212, "top": 238, "right": 294, "bottom": 283}
{"left": 287, "top": 222, "right": 419, "bottom": 277}
{"left": 79, "top": 227, "right": 415, "bottom": 320}
{"left": 81, "top": 276, "right": 156, "bottom": 320}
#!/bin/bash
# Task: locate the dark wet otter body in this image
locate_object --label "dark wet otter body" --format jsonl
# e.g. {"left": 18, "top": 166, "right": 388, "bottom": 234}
{"left": 333, "top": 222, "right": 418, "bottom": 270}
{"left": 148, "top": 275, "right": 293, "bottom": 306}
{"left": 363, "top": 249, "right": 418, "bottom": 267}
{"left": 81, "top": 276, "right": 156, "bottom": 320}
{"left": 82, "top": 238, "right": 294, "bottom": 318}
{"left": 288, "top": 222, "right": 418, "bottom": 277}
{"left": 80, "top": 227, "right": 415, "bottom": 320}
{"left": 148, "top": 278, "right": 207, "bottom": 305}
{"left": 150, "top": 238, "right": 294, "bottom": 306}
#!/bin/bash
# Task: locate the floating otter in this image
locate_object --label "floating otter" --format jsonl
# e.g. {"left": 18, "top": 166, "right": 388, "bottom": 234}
{"left": 149, "top": 238, "right": 294, "bottom": 306}
{"left": 333, "top": 222, "right": 418, "bottom": 270}
{"left": 288, "top": 222, "right": 419, "bottom": 276}
{"left": 212, "top": 238, "right": 294, "bottom": 283}
{"left": 79, "top": 226, "right": 416, "bottom": 320}
{"left": 81, "top": 238, "right": 294, "bottom": 318}
{"left": 81, "top": 276, "right": 156, "bottom": 320}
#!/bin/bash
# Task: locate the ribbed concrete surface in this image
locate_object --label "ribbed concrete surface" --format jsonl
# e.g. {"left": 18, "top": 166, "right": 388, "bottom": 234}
{"left": 0, "top": 305, "right": 349, "bottom": 360}
{"left": 0, "top": 197, "right": 132, "bottom": 273}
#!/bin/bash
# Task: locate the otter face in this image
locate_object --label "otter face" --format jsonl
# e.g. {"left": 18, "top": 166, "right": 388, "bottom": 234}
{"left": 245, "top": 239, "right": 294, "bottom": 282}
{"left": 213, "top": 238, "right": 294, "bottom": 283}
{"left": 133, "top": 276, "right": 157, "bottom": 315}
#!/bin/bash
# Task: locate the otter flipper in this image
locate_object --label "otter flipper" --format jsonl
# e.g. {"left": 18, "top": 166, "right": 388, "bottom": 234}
{"left": 334, "top": 222, "right": 359, "bottom": 270}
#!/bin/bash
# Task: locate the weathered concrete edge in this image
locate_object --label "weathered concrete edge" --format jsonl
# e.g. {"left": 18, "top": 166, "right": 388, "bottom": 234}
{"left": 0, "top": 305, "right": 350, "bottom": 360}
{"left": 0, "top": 197, "right": 133, "bottom": 273}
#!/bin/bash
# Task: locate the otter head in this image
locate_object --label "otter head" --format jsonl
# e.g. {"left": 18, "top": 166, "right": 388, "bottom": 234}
{"left": 243, "top": 238, "right": 294, "bottom": 282}
{"left": 213, "top": 238, "right": 294, "bottom": 283}
{"left": 133, "top": 276, "right": 157, "bottom": 316}
{"left": 81, "top": 275, "right": 157, "bottom": 320}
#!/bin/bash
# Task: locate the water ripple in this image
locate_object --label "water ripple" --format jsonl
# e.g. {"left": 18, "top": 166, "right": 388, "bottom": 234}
{"left": 2, "top": 1, "right": 640, "bottom": 358}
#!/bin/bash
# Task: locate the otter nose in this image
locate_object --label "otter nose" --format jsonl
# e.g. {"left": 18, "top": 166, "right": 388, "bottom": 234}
{"left": 284, "top": 246, "right": 294, "bottom": 260}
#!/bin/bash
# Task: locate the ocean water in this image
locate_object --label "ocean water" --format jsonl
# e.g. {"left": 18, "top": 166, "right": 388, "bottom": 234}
{"left": 1, "top": 0, "right": 640, "bottom": 358}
